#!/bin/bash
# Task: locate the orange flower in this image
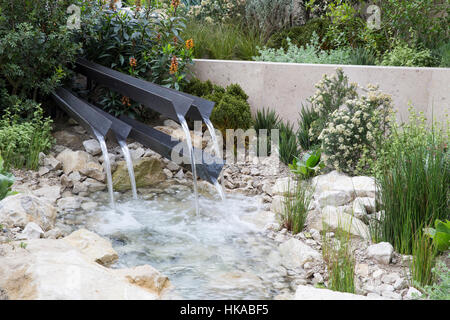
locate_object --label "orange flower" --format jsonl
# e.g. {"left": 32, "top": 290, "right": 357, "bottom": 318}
{"left": 169, "top": 56, "right": 179, "bottom": 75}
{"left": 173, "top": 36, "right": 178, "bottom": 45}
{"left": 121, "top": 96, "right": 131, "bottom": 107}
{"left": 171, "top": 0, "right": 180, "bottom": 9}
{"left": 135, "top": 0, "right": 142, "bottom": 11}
{"left": 129, "top": 57, "right": 137, "bottom": 68}
{"left": 185, "top": 38, "right": 194, "bottom": 50}
{"left": 156, "top": 33, "right": 161, "bottom": 41}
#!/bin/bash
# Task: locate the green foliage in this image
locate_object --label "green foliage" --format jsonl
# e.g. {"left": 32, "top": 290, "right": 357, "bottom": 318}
{"left": 0, "top": 154, "right": 16, "bottom": 201}
{"left": 420, "top": 255, "right": 450, "bottom": 300}
{"left": 0, "top": 95, "right": 54, "bottom": 170}
{"left": 289, "top": 149, "right": 324, "bottom": 180}
{"left": 380, "top": 42, "right": 438, "bottom": 67}
{"left": 278, "top": 121, "right": 297, "bottom": 165}
{"left": 254, "top": 34, "right": 355, "bottom": 65}
{"left": 411, "top": 231, "right": 437, "bottom": 287}
{"left": 297, "top": 105, "right": 320, "bottom": 150}
{"left": 182, "top": 19, "right": 263, "bottom": 61}
{"left": 372, "top": 109, "right": 449, "bottom": 254}
{"left": 81, "top": 2, "right": 194, "bottom": 116}
{"left": 0, "top": 0, "right": 85, "bottom": 100}
{"left": 253, "top": 108, "right": 280, "bottom": 156}
{"left": 281, "top": 182, "right": 313, "bottom": 234}
{"left": 322, "top": 227, "right": 356, "bottom": 294}
{"left": 349, "top": 47, "right": 377, "bottom": 66}
{"left": 307, "top": 68, "right": 359, "bottom": 144}
{"left": 425, "top": 220, "right": 450, "bottom": 253}
{"left": 434, "top": 41, "right": 450, "bottom": 68}
{"left": 266, "top": 18, "right": 331, "bottom": 50}
{"left": 186, "top": 0, "right": 246, "bottom": 23}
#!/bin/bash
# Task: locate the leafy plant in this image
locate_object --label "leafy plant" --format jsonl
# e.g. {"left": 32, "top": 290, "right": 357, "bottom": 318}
{"left": 278, "top": 121, "right": 297, "bottom": 165}
{"left": 379, "top": 41, "right": 438, "bottom": 67}
{"left": 0, "top": 155, "right": 16, "bottom": 201}
{"left": 419, "top": 254, "right": 450, "bottom": 300}
{"left": 425, "top": 220, "right": 450, "bottom": 253}
{"left": 289, "top": 149, "right": 324, "bottom": 180}
{"left": 254, "top": 108, "right": 280, "bottom": 156}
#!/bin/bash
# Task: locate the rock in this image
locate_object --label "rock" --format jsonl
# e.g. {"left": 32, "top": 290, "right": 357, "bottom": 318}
{"left": 367, "top": 242, "right": 394, "bottom": 265}
{"left": 381, "top": 272, "right": 400, "bottom": 284}
{"left": 84, "top": 178, "right": 106, "bottom": 192}
{"left": 382, "top": 291, "right": 401, "bottom": 300}
{"left": 38, "top": 167, "right": 50, "bottom": 177}
{"left": 174, "top": 169, "right": 184, "bottom": 180}
{"left": 312, "top": 273, "right": 324, "bottom": 285}
{"left": 83, "top": 139, "right": 102, "bottom": 156}
{"left": 0, "top": 240, "right": 157, "bottom": 300}
{"left": 355, "top": 263, "right": 369, "bottom": 278}
{"left": 43, "top": 156, "right": 62, "bottom": 171}
{"left": 393, "top": 277, "right": 408, "bottom": 290}
{"left": 68, "top": 171, "right": 82, "bottom": 183}
{"left": 163, "top": 119, "right": 180, "bottom": 129}
{"left": 405, "top": 287, "right": 422, "bottom": 299}
{"left": 44, "top": 227, "right": 63, "bottom": 239}
{"left": 353, "top": 197, "right": 376, "bottom": 214}
{"left": 111, "top": 265, "right": 171, "bottom": 295}
{"left": 294, "top": 285, "right": 373, "bottom": 300}
{"left": 32, "top": 186, "right": 61, "bottom": 204}
{"left": 98, "top": 153, "right": 116, "bottom": 164}
{"left": 317, "top": 191, "right": 352, "bottom": 207}
{"left": 130, "top": 148, "right": 145, "bottom": 160}
{"left": 73, "top": 125, "right": 86, "bottom": 135}
{"left": 311, "top": 170, "right": 376, "bottom": 198}
{"left": 0, "top": 194, "right": 56, "bottom": 231}
{"left": 166, "top": 161, "right": 180, "bottom": 172}
{"left": 270, "top": 195, "right": 286, "bottom": 214}
{"left": 163, "top": 168, "right": 173, "bottom": 179}
{"left": 310, "top": 206, "right": 370, "bottom": 240}
{"left": 113, "top": 158, "right": 165, "bottom": 191}
{"left": 377, "top": 283, "right": 394, "bottom": 293}
{"left": 372, "top": 269, "right": 384, "bottom": 279}
{"left": 352, "top": 199, "right": 367, "bottom": 219}
{"left": 17, "top": 222, "right": 44, "bottom": 240}
{"left": 279, "top": 238, "right": 322, "bottom": 269}
{"left": 57, "top": 197, "right": 82, "bottom": 211}
{"left": 81, "top": 202, "right": 98, "bottom": 212}
{"left": 63, "top": 229, "right": 118, "bottom": 266}
{"left": 79, "top": 162, "right": 105, "bottom": 182}
{"left": 271, "top": 177, "right": 297, "bottom": 196}
{"left": 72, "top": 182, "right": 88, "bottom": 194}
{"left": 53, "top": 131, "right": 82, "bottom": 149}
{"left": 56, "top": 149, "right": 91, "bottom": 175}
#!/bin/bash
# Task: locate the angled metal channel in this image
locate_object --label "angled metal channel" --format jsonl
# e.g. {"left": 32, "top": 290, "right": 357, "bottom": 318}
{"left": 52, "top": 88, "right": 112, "bottom": 138}
{"left": 162, "top": 86, "right": 215, "bottom": 121}
{"left": 75, "top": 58, "right": 195, "bottom": 121}
{"left": 119, "top": 115, "right": 224, "bottom": 184}
{"left": 87, "top": 102, "right": 133, "bottom": 142}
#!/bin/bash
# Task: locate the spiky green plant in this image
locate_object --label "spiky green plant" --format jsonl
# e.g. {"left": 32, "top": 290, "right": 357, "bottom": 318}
{"left": 297, "top": 104, "right": 320, "bottom": 151}
{"left": 281, "top": 181, "right": 313, "bottom": 234}
{"left": 254, "top": 107, "right": 280, "bottom": 156}
{"left": 278, "top": 121, "right": 297, "bottom": 165}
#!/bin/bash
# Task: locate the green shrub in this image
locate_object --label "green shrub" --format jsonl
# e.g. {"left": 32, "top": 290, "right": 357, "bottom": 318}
{"left": 0, "top": 154, "right": 16, "bottom": 201}
{"left": 0, "top": 95, "right": 54, "bottom": 170}
{"left": 349, "top": 47, "right": 377, "bottom": 66}
{"left": 379, "top": 42, "right": 438, "bottom": 67}
{"left": 186, "top": 0, "right": 246, "bottom": 23}
{"left": 0, "top": 0, "right": 86, "bottom": 100}
{"left": 183, "top": 78, "right": 214, "bottom": 97}
{"left": 433, "top": 41, "right": 450, "bottom": 68}
{"left": 278, "top": 121, "right": 297, "bottom": 165}
{"left": 289, "top": 149, "right": 324, "bottom": 180}
{"left": 266, "top": 18, "right": 331, "bottom": 50}
{"left": 420, "top": 255, "right": 450, "bottom": 300}
{"left": 373, "top": 109, "right": 449, "bottom": 254}
{"left": 307, "top": 68, "right": 358, "bottom": 144}
{"left": 297, "top": 105, "right": 320, "bottom": 151}
{"left": 281, "top": 182, "right": 313, "bottom": 234}
{"left": 318, "top": 85, "right": 393, "bottom": 175}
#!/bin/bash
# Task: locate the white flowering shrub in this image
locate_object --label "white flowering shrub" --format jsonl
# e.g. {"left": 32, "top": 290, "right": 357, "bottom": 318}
{"left": 318, "top": 85, "right": 393, "bottom": 175}
{"left": 187, "top": 0, "right": 246, "bottom": 23}
{"left": 307, "top": 68, "right": 358, "bottom": 146}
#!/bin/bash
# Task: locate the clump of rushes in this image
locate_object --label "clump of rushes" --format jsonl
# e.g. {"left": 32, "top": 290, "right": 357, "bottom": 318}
{"left": 322, "top": 223, "right": 356, "bottom": 293}
{"left": 373, "top": 109, "right": 449, "bottom": 254}
{"left": 253, "top": 108, "right": 280, "bottom": 156}
{"left": 411, "top": 230, "right": 437, "bottom": 287}
{"left": 281, "top": 181, "right": 313, "bottom": 234}
{"left": 297, "top": 104, "right": 319, "bottom": 151}
{"left": 278, "top": 121, "right": 297, "bottom": 165}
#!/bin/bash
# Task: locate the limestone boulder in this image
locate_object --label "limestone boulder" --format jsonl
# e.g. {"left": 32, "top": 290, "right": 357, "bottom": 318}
{"left": 63, "top": 229, "right": 118, "bottom": 267}
{"left": 312, "top": 170, "right": 376, "bottom": 198}
{"left": 82, "top": 139, "right": 102, "bottom": 156}
{"left": 278, "top": 238, "right": 322, "bottom": 269}
{"left": 111, "top": 265, "right": 171, "bottom": 295}
{"left": 367, "top": 242, "right": 394, "bottom": 265}
{"left": 0, "top": 240, "right": 157, "bottom": 300}
{"left": 0, "top": 194, "right": 56, "bottom": 231}
{"left": 294, "top": 285, "right": 379, "bottom": 300}
{"left": 112, "top": 157, "right": 166, "bottom": 191}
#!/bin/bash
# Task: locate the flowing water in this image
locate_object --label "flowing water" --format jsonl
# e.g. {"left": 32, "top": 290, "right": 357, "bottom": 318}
{"left": 118, "top": 140, "right": 138, "bottom": 200}
{"left": 178, "top": 116, "right": 200, "bottom": 215}
{"left": 63, "top": 188, "right": 292, "bottom": 300}
{"left": 93, "top": 130, "right": 115, "bottom": 207}
{"left": 204, "top": 119, "right": 226, "bottom": 201}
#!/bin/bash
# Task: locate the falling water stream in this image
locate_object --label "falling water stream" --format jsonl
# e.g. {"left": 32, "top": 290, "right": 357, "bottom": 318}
{"left": 118, "top": 140, "right": 138, "bottom": 200}
{"left": 204, "top": 119, "right": 226, "bottom": 201}
{"left": 93, "top": 129, "right": 115, "bottom": 207}
{"left": 178, "top": 115, "right": 200, "bottom": 215}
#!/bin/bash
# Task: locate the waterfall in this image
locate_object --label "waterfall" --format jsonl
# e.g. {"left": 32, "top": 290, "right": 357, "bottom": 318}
{"left": 118, "top": 140, "right": 138, "bottom": 200}
{"left": 178, "top": 116, "right": 200, "bottom": 215}
{"left": 204, "top": 119, "right": 226, "bottom": 201}
{"left": 93, "top": 129, "right": 115, "bottom": 207}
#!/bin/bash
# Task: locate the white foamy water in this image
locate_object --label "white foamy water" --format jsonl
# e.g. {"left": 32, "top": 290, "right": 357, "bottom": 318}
{"left": 68, "top": 189, "right": 291, "bottom": 299}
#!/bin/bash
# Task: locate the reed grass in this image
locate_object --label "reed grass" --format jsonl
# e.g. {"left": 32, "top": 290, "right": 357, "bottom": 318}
{"left": 281, "top": 181, "right": 313, "bottom": 234}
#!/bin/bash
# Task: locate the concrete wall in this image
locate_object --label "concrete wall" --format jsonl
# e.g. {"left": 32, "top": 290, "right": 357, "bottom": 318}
{"left": 191, "top": 59, "right": 450, "bottom": 128}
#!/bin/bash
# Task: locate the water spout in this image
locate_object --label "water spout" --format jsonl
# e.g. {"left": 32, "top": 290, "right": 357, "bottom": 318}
{"left": 118, "top": 140, "right": 138, "bottom": 200}
{"left": 178, "top": 116, "right": 200, "bottom": 215}
{"left": 93, "top": 129, "right": 115, "bottom": 207}
{"left": 204, "top": 118, "right": 222, "bottom": 160}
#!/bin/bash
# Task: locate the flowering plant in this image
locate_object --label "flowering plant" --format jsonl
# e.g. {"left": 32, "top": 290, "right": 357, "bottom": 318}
{"left": 187, "top": 0, "right": 246, "bottom": 23}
